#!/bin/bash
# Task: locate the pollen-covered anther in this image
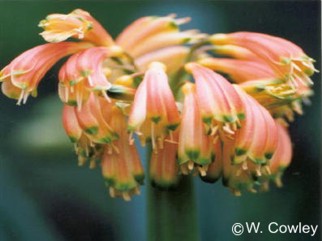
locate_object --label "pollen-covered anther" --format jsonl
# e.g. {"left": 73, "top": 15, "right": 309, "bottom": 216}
{"left": 179, "top": 161, "right": 209, "bottom": 177}
{"left": 255, "top": 165, "right": 262, "bottom": 177}
{"left": 197, "top": 165, "right": 209, "bottom": 177}
{"left": 242, "top": 161, "right": 248, "bottom": 171}
{"left": 231, "top": 188, "right": 242, "bottom": 197}
{"left": 89, "top": 159, "right": 97, "bottom": 169}
{"left": 108, "top": 187, "right": 141, "bottom": 201}
{"left": 78, "top": 156, "right": 87, "bottom": 167}
{"left": 222, "top": 122, "right": 238, "bottom": 136}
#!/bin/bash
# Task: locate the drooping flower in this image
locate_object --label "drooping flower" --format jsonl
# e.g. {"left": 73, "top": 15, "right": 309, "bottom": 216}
{"left": 222, "top": 138, "right": 257, "bottom": 196}
{"left": 39, "top": 9, "right": 114, "bottom": 46}
{"left": 200, "top": 139, "right": 223, "bottom": 183}
{"left": 128, "top": 62, "right": 180, "bottom": 149}
{"left": 126, "top": 30, "right": 203, "bottom": 58}
{"left": 178, "top": 82, "right": 213, "bottom": 176}
{"left": 198, "top": 57, "right": 275, "bottom": 83}
{"left": 199, "top": 57, "right": 310, "bottom": 122}
{"left": 62, "top": 104, "right": 102, "bottom": 168}
{"left": 101, "top": 106, "right": 144, "bottom": 201}
{"left": 239, "top": 77, "right": 313, "bottom": 122}
{"left": 267, "top": 122, "right": 292, "bottom": 187}
{"left": 185, "top": 62, "right": 245, "bottom": 137}
{"left": 136, "top": 46, "right": 190, "bottom": 76}
{"left": 58, "top": 46, "right": 123, "bottom": 108}
{"left": 0, "top": 42, "right": 91, "bottom": 105}
{"left": 150, "top": 131, "right": 180, "bottom": 188}
{"left": 220, "top": 86, "right": 279, "bottom": 195}
{"left": 207, "top": 33, "right": 317, "bottom": 124}
{"left": 63, "top": 96, "right": 144, "bottom": 201}
{"left": 75, "top": 94, "right": 118, "bottom": 145}
{"left": 211, "top": 44, "right": 259, "bottom": 60}
{"left": 62, "top": 93, "right": 120, "bottom": 165}
{"left": 210, "top": 32, "right": 317, "bottom": 87}
{"left": 116, "top": 15, "right": 192, "bottom": 57}
{"left": 232, "top": 86, "right": 278, "bottom": 166}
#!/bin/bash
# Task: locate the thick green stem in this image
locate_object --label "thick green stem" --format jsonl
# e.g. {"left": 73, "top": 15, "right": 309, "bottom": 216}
{"left": 147, "top": 175, "right": 200, "bottom": 241}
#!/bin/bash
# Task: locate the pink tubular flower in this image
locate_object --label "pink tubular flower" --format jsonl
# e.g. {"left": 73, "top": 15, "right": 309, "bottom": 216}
{"left": 178, "top": 82, "right": 213, "bottom": 176}
{"left": 198, "top": 57, "right": 275, "bottom": 83}
{"left": 58, "top": 46, "right": 123, "bottom": 108}
{"left": 150, "top": 131, "right": 180, "bottom": 188}
{"left": 39, "top": 9, "right": 114, "bottom": 46}
{"left": 62, "top": 104, "right": 101, "bottom": 168}
{"left": 116, "top": 15, "right": 191, "bottom": 56}
{"left": 136, "top": 46, "right": 190, "bottom": 76}
{"left": 0, "top": 42, "right": 90, "bottom": 105}
{"left": 222, "top": 138, "right": 257, "bottom": 196}
{"left": 101, "top": 107, "right": 144, "bottom": 201}
{"left": 62, "top": 104, "right": 82, "bottom": 143}
{"left": 268, "top": 122, "right": 292, "bottom": 187}
{"left": 201, "top": 140, "right": 223, "bottom": 183}
{"left": 239, "top": 77, "right": 313, "bottom": 121}
{"left": 127, "top": 30, "right": 204, "bottom": 58}
{"left": 75, "top": 94, "right": 118, "bottom": 145}
{"left": 185, "top": 63, "right": 245, "bottom": 136}
{"left": 220, "top": 87, "right": 280, "bottom": 195}
{"left": 211, "top": 45, "right": 259, "bottom": 60}
{"left": 210, "top": 32, "right": 317, "bottom": 86}
{"left": 128, "top": 62, "right": 180, "bottom": 149}
{"left": 232, "top": 86, "right": 278, "bottom": 166}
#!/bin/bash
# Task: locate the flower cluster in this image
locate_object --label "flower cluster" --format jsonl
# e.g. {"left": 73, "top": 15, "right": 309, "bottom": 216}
{"left": 0, "top": 9, "right": 317, "bottom": 200}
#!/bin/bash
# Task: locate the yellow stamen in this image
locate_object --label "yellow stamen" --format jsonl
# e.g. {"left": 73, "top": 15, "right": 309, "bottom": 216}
{"left": 122, "top": 192, "right": 131, "bottom": 201}
{"left": 187, "top": 160, "right": 194, "bottom": 171}
{"left": 109, "top": 187, "right": 116, "bottom": 198}
{"left": 242, "top": 161, "right": 248, "bottom": 170}
{"left": 89, "top": 159, "right": 96, "bottom": 169}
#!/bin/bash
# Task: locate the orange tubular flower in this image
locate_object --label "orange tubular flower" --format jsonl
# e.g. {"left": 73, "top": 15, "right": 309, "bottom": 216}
{"left": 128, "top": 62, "right": 180, "bottom": 149}
{"left": 58, "top": 46, "right": 123, "bottom": 108}
{"left": 0, "top": 42, "right": 90, "bottom": 105}
{"left": 39, "top": 9, "right": 114, "bottom": 46}
{"left": 101, "top": 107, "right": 144, "bottom": 201}
{"left": 210, "top": 32, "right": 317, "bottom": 87}
{"left": 178, "top": 82, "right": 213, "bottom": 176}
{"left": 185, "top": 63, "right": 245, "bottom": 137}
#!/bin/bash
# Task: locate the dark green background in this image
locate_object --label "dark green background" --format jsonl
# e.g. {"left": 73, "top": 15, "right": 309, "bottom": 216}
{"left": 0, "top": 1, "right": 321, "bottom": 241}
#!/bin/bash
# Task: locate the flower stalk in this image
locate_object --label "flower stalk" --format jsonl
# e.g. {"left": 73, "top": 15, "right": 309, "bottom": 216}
{"left": 147, "top": 175, "right": 199, "bottom": 241}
